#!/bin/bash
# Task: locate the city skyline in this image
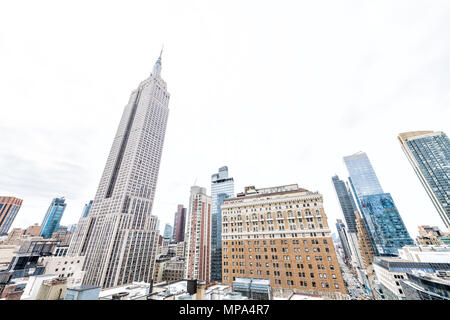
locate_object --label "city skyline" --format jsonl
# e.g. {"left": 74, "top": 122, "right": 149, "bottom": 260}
{"left": 1, "top": 1, "right": 450, "bottom": 239}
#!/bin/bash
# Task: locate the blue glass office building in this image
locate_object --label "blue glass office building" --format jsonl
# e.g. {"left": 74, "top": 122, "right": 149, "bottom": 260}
{"left": 163, "top": 223, "right": 173, "bottom": 239}
{"left": 210, "top": 166, "right": 234, "bottom": 282}
{"left": 344, "top": 152, "right": 413, "bottom": 256}
{"left": 398, "top": 131, "right": 450, "bottom": 229}
{"left": 40, "top": 197, "right": 67, "bottom": 239}
{"left": 359, "top": 193, "right": 414, "bottom": 255}
{"left": 343, "top": 152, "right": 383, "bottom": 198}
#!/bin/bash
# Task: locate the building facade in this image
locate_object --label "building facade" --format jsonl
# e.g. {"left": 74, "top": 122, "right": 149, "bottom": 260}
{"left": 40, "top": 197, "right": 67, "bottom": 239}
{"left": 398, "top": 131, "right": 450, "bottom": 229}
{"left": 173, "top": 205, "right": 186, "bottom": 243}
{"left": 51, "top": 226, "right": 72, "bottom": 245}
{"left": 184, "top": 186, "right": 211, "bottom": 281}
{"left": 0, "top": 197, "right": 23, "bottom": 235}
{"left": 24, "top": 224, "right": 41, "bottom": 237}
{"left": 67, "top": 201, "right": 94, "bottom": 257}
{"left": 335, "top": 219, "right": 352, "bottom": 263}
{"left": 210, "top": 166, "right": 234, "bottom": 282}
{"left": 67, "top": 53, "right": 168, "bottom": 288}
{"left": 332, "top": 176, "right": 357, "bottom": 233}
{"left": 355, "top": 210, "right": 376, "bottom": 269}
{"left": 344, "top": 151, "right": 413, "bottom": 255}
{"left": 416, "top": 225, "right": 447, "bottom": 246}
{"left": 373, "top": 256, "right": 450, "bottom": 300}
{"left": 221, "top": 184, "right": 347, "bottom": 297}
{"left": 163, "top": 223, "right": 173, "bottom": 239}
{"left": 39, "top": 255, "right": 86, "bottom": 287}
{"left": 343, "top": 152, "right": 383, "bottom": 199}
{"left": 81, "top": 200, "right": 93, "bottom": 218}
{"left": 358, "top": 193, "right": 414, "bottom": 255}
{"left": 400, "top": 271, "right": 450, "bottom": 300}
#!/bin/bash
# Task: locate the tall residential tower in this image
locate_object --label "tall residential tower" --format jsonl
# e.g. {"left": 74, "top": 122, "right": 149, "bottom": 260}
{"left": 68, "top": 52, "right": 169, "bottom": 288}
{"left": 398, "top": 131, "right": 450, "bottom": 229}
{"left": 184, "top": 186, "right": 211, "bottom": 281}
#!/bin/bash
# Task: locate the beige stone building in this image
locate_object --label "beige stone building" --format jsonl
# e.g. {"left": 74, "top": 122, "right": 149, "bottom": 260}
{"left": 2, "top": 228, "right": 24, "bottom": 245}
{"left": 39, "top": 255, "right": 86, "bottom": 287}
{"left": 221, "top": 184, "right": 347, "bottom": 297}
{"left": 0, "top": 244, "right": 18, "bottom": 269}
{"left": 153, "top": 258, "right": 185, "bottom": 284}
{"left": 175, "top": 241, "right": 185, "bottom": 258}
{"left": 35, "top": 278, "right": 67, "bottom": 300}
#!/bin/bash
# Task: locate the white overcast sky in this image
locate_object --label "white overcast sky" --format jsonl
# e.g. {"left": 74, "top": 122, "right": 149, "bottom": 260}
{"left": 1, "top": 1, "right": 449, "bottom": 238}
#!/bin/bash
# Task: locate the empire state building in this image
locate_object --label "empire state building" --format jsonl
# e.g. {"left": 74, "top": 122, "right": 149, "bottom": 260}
{"left": 69, "top": 52, "right": 170, "bottom": 288}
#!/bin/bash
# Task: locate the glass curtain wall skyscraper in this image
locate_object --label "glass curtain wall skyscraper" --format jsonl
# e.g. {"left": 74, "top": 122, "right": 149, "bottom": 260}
{"left": 344, "top": 152, "right": 413, "bottom": 255}
{"left": 398, "top": 131, "right": 450, "bottom": 229}
{"left": 163, "top": 223, "right": 173, "bottom": 239}
{"left": 343, "top": 152, "right": 383, "bottom": 199}
{"left": 210, "top": 166, "right": 234, "bottom": 282}
{"left": 40, "top": 197, "right": 67, "bottom": 239}
{"left": 68, "top": 52, "right": 169, "bottom": 288}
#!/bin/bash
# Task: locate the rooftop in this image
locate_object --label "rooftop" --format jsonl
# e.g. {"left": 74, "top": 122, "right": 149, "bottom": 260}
{"left": 67, "top": 285, "right": 100, "bottom": 292}
{"left": 99, "top": 282, "right": 150, "bottom": 300}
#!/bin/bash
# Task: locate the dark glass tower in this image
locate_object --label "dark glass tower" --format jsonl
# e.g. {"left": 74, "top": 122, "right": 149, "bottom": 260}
{"left": 173, "top": 205, "right": 186, "bottom": 243}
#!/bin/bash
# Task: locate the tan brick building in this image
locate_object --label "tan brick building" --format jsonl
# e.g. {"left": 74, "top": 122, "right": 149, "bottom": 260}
{"left": 24, "top": 224, "right": 42, "bottom": 237}
{"left": 221, "top": 184, "right": 347, "bottom": 296}
{"left": 355, "top": 210, "right": 376, "bottom": 269}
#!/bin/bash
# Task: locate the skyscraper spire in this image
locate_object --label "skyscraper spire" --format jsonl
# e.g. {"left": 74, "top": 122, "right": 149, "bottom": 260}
{"left": 68, "top": 47, "right": 171, "bottom": 288}
{"left": 152, "top": 46, "right": 163, "bottom": 76}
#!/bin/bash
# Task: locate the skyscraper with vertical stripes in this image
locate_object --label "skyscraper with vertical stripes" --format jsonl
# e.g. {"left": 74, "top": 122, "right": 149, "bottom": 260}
{"left": 185, "top": 186, "right": 211, "bottom": 281}
{"left": 68, "top": 52, "right": 169, "bottom": 288}
{"left": 398, "top": 131, "right": 450, "bottom": 229}
{"left": 0, "top": 196, "right": 23, "bottom": 235}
